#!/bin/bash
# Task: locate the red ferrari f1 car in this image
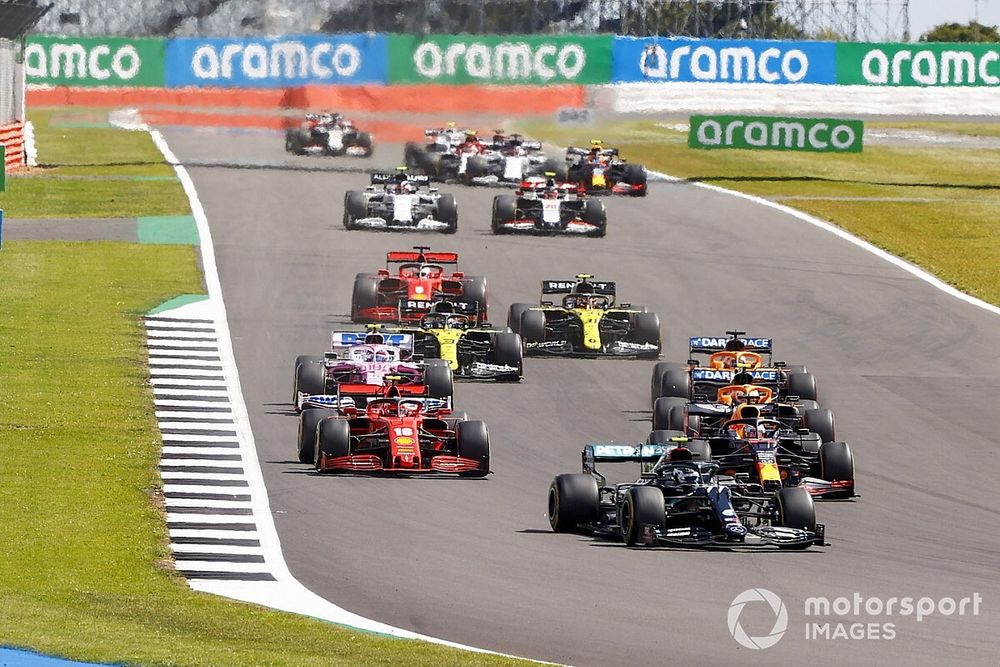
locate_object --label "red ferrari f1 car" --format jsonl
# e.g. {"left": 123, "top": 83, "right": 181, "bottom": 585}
{"left": 351, "top": 246, "right": 489, "bottom": 325}
{"left": 298, "top": 397, "right": 490, "bottom": 476}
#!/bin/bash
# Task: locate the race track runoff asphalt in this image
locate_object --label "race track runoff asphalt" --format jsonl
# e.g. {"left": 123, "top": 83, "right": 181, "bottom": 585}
{"left": 162, "top": 127, "right": 1000, "bottom": 666}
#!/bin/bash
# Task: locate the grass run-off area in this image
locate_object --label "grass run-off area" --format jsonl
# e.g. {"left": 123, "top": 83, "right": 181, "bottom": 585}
{"left": 0, "top": 114, "right": 527, "bottom": 666}
{"left": 0, "top": 108, "right": 190, "bottom": 218}
{"left": 520, "top": 118, "right": 1000, "bottom": 307}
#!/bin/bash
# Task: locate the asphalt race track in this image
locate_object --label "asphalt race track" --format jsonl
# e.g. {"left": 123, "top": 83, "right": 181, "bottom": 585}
{"left": 163, "top": 126, "right": 1000, "bottom": 666}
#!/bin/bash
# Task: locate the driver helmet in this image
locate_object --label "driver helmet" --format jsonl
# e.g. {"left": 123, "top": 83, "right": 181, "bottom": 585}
{"left": 544, "top": 186, "right": 560, "bottom": 199}
{"left": 732, "top": 371, "right": 755, "bottom": 385}
{"left": 419, "top": 265, "right": 434, "bottom": 279}
{"left": 319, "top": 112, "right": 334, "bottom": 124}
{"left": 422, "top": 314, "right": 445, "bottom": 329}
{"left": 399, "top": 401, "right": 420, "bottom": 417}
{"left": 671, "top": 466, "right": 699, "bottom": 485}
{"left": 374, "top": 349, "right": 390, "bottom": 362}
{"left": 446, "top": 315, "right": 467, "bottom": 329}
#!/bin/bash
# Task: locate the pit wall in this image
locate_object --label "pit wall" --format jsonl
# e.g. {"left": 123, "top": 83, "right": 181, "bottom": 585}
{"left": 21, "top": 34, "right": 1000, "bottom": 116}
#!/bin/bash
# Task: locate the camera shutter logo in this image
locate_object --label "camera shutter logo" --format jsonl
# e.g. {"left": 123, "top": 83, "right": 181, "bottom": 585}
{"left": 728, "top": 588, "right": 788, "bottom": 650}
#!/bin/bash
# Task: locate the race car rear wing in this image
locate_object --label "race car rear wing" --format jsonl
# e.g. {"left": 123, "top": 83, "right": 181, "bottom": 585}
{"left": 371, "top": 172, "right": 430, "bottom": 186}
{"left": 329, "top": 331, "right": 414, "bottom": 357}
{"left": 688, "top": 335, "right": 773, "bottom": 354}
{"left": 387, "top": 247, "right": 459, "bottom": 264}
{"left": 541, "top": 279, "right": 616, "bottom": 296}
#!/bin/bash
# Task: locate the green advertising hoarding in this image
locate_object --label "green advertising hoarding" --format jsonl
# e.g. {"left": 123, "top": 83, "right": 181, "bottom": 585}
{"left": 837, "top": 42, "right": 1000, "bottom": 86}
{"left": 689, "top": 115, "right": 864, "bottom": 153}
{"left": 388, "top": 34, "right": 612, "bottom": 85}
{"left": 25, "top": 36, "right": 166, "bottom": 87}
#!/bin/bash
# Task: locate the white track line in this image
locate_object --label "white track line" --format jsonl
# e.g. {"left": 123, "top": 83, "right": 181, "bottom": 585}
{"left": 149, "top": 129, "right": 543, "bottom": 662}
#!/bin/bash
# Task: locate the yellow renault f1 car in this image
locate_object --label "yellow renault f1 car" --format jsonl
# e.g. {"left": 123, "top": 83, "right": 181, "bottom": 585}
{"left": 383, "top": 302, "right": 523, "bottom": 381}
{"left": 508, "top": 275, "right": 660, "bottom": 358}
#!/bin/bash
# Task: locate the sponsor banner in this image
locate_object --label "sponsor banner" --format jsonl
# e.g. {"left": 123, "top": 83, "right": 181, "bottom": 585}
{"left": 24, "top": 36, "right": 165, "bottom": 87}
{"left": 388, "top": 34, "right": 612, "bottom": 85}
{"left": 689, "top": 115, "right": 863, "bottom": 153}
{"left": 612, "top": 36, "right": 836, "bottom": 84}
{"left": 837, "top": 42, "right": 1000, "bottom": 87}
{"left": 165, "top": 34, "right": 387, "bottom": 87}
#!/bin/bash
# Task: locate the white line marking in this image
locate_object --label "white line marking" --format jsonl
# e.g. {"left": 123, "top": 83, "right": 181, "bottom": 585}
{"left": 169, "top": 529, "right": 260, "bottom": 540}
{"left": 166, "top": 498, "right": 250, "bottom": 509}
{"left": 171, "top": 543, "right": 263, "bottom": 555}
{"left": 159, "top": 471, "right": 247, "bottom": 481}
{"left": 154, "top": 400, "right": 233, "bottom": 410}
{"left": 163, "top": 447, "right": 242, "bottom": 457}
{"left": 149, "top": 368, "right": 227, "bottom": 378}
{"left": 163, "top": 485, "right": 250, "bottom": 496}
{"left": 146, "top": 348, "right": 223, "bottom": 358}
{"left": 149, "top": 357, "right": 224, "bottom": 367}
{"left": 151, "top": 378, "right": 229, "bottom": 388}
{"left": 153, "top": 387, "right": 231, "bottom": 397}
{"left": 175, "top": 562, "right": 270, "bottom": 573}
{"left": 161, "top": 459, "right": 244, "bottom": 469}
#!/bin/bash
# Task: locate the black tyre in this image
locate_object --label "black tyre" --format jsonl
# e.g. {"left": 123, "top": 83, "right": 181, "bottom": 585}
{"left": 343, "top": 190, "right": 367, "bottom": 230}
{"left": 456, "top": 420, "right": 490, "bottom": 477}
{"left": 541, "top": 157, "right": 568, "bottom": 181}
{"left": 775, "top": 487, "right": 817, "bottom": 549}
{"left": 787, "top": 372, "right": 818, "bottom": 402}
{"left": 653, "top": 397, "right": 688, "bottom": 431}
{"left": 623, "top": 163, "right": 647, "bottom": 196}
{"left": 620, "top": 486, "right": 665, "bottom": 546}
{"left": 684, "top": 438, "right": 712, "bottom": 461}
{"left": 461, "top": 276, "right": 488, "bottom": 316}
{"left": 798, "top": 399, "right": 820, "bottom": 412}
{"left": 350, "top": 274, "right": 379, "bottom": 322}
{"left": 285, "top": 129, "right": 305, "bottom": 154}
{"left": 507, "top": 303, "right": 533, "bottom": 335}
{"left": 297, "top": 408, "right": 336, "bottom": 464}
{"left": 582, "top": 198, "right": 606, "bottom": 237}
{"left": 804, "top": 408, "right": 836, "bottom": 444}
{"left": 667, "top": 405, "right": 690, "bottom": 433}
{"left": 404, "top": 141, "right": 423, "bottom": 169}
{"left": 493, "top": 332, "right": 523, "bottom": 381}
{"left": 425, "top": 153, "right": 443, "bottom": 180}
{"left": 293, "top": 357, "right": 326, "bottom": 404}
{"left": 519, "top": 309, "right": 546, "bottom": 344}
{"left": 355, "top": 131, "right": 373, "bottom": 157}
{"left": 424, "top": 364, "right": 454, "bottom": 400}
{"left": 316, "top": 418, "right": 352, "bottom": 471}
{"left": 818, "top": 441, "right": 855, "bottom": 496}
{"left": 650, "top": 362, "right": 683, "bottom": 407}
{"left": 632, "top": 311, "right": 661, "bottom": 356}
{"left": 464, "top": 155, "right": 487, "bottom": 183}
{"left": 436, "top": 193, "right": 458, "bottom": 234}
{"left": 658, "top": 368, "right": 691, "bottom": 401}
{"left": 548, "top": 473, "right": 599, "bottom": 533}
{"left": 492, "top": 194, "right": 517, "bottom": 234}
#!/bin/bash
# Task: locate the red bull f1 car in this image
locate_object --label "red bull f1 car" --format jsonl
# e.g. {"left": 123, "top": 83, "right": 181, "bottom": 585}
{"left": 564, "top": 140, "right": 647, "bottom": 196}
{"left": 298, "top": 397, "right": 490, "bottom": 476}
{"left": 351, "top": 247, "right": 489, "bottom": 325}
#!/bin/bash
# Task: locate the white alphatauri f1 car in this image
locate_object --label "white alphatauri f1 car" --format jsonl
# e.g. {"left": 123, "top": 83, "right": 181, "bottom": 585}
{"left": 343, "top": 170, "right": 458, "bottom": 233}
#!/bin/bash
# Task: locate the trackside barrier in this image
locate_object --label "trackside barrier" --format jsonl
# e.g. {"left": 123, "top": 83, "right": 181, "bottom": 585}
{"left": 0, "top": 121, "right": 23, "bottom": 169}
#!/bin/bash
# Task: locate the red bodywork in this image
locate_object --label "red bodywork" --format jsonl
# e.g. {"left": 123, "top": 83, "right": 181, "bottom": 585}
{"left": 355, "top": 248, "right": 487, "bottom": 323}
{"left": 315, "top": 399, "right": 486, "bottom": 475}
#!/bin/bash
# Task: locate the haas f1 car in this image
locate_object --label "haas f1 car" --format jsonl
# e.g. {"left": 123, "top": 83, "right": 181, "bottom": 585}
{"left": 291, "top": 330, "right": 454, "bottom": 417}
{"left": 462, "top": 131, "right": 566, "bottom": 185}
{"left": 298, "top": 398, "right": 490, "bottom": 477}
{"left": 385, "top": 302, "right": 522, "bottom": 381}
{"left": 343, "top": 170, "right": 458, "bottom": 233}
{"left": 491, "top": 175, "right": 607, "bottom": 237}
{"left": 565, "top": 140, "right": 647, "bottom": 196}
{"left": 285, "top": 112, "right": 373, "bottom": 157}
{"left": 509, "top": 275, "right": 660, "bottom": 358}
{"left": 351, "top": 247, "right": 488, "bottom": 325}
{"left": 548, "top": 438, "right": 825, "bottom": 549}
{"left": 650, "top": 331, "right": 818, "bottom": 407}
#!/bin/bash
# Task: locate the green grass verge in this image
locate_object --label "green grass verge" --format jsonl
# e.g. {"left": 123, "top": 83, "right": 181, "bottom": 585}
{"left": 519, "top": 118, "right": 1000, "bottom": 306}
{"left": 0, "top": 109, "right": 189, "bottom": 218}
{"left": 0, "top": 114, "right": 528, "bottom": 665}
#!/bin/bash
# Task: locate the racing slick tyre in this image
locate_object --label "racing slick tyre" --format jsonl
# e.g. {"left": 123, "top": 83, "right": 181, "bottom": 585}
{"left": 541, "top": 157, "right": 568, "bottom": 182}
{"left": 804, "top": 408, "right": 836, "bottom": 444}
{"left": 650, "top": 362, "right": 683, "bottom": 406}
{"left": 491, "top": 194, "right": 516, "bottom": 235}
{"left": 293, "top": 355, "right": 326, "bottom": 404}
{"left": 350, "top": 273, "right": 379, "bottom": 322}
{"left": 797, "top": 399, "right": 820, "bottom": 413}
{"left": 424, "top": 364, "right": 454, "bottom": 400}
{"left": 355, "top": 131, "right": 374, "bottom": 157}
{"left": 582, "top": 198, "right": 607, "bottom": 238}
{"left": 657, "top": 368, "right": 691, "bottom": 402}
{"left": 818, "top": 441, "right": 855, "bottom": 497}
{"left": 507, "top": 303, "right": 533, "bottom": 335}
{"left": 668, "top": 405, "right": 701, "bottom": 436}
{"left": 316, "top": 418, "right": 352, "bottom": 472}
{"left": 461, "top": 276, "right": 488, "bottom": 316}
{"left": 493, "top": 331, "right": 523, "bottom": 381}
{"left": 519, "top": 309, "right": 546, "bottom": 346}
{"left": 621, "top": 486, "right": 665, "bottom": 546}
{"left": 425, "top": 153, "right": 444, "bottom": 180}
{"left": 548, "top": 473, "right": 599, "bottom": 533}
{"left": 787, "top": 372, "right": 818, "bottom": 402}
{"left": 285, "top": 129, "right": 307, "bottom": 155}
{"left": 343, "top": 190, "right": 367, "bottom": 230}
{"left": 404, "top": 142, "right": 424, "bottom": 169}
{"left": 632, "top": 311, "right": 661, "bottom": 357}
{"left": 774, "top": 486, "right": 817, "bottom": 549}
{"left": 623, "top": 163, "right": 647, "bottom": 196}
{"left": 298, "top": 408, "right": 336, "bottom": 464}
{"left": 456, "top": 420, "right": 490, "bottom": 477}
{"left": 653, "top": 397, "right": 688, "bottom": 431}
{"left": 437, "top": 193, "right": 459, "bottom": 234}
{"left": 464, "top": 155, "right": 487, "bottom": 184}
